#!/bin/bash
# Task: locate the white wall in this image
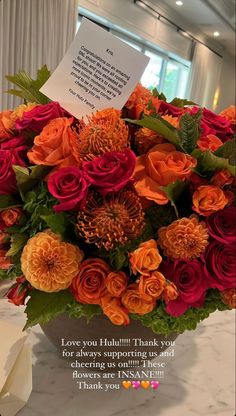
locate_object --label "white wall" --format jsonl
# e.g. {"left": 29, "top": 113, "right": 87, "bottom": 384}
{"left": 217, "top": 53, "right": 235, "bottom": 112}
{"left": 79, "top": 0, "right": 192, "bottom": 61}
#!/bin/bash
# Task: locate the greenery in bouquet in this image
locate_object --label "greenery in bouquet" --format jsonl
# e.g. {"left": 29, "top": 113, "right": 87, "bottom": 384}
{"left": 0, "top": 66, "right": 235, "bottom": 335}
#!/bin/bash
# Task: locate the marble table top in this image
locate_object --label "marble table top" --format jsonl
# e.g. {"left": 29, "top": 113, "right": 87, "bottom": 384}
{"left": 0, "top": 288, "right": 235, "bottom": 416}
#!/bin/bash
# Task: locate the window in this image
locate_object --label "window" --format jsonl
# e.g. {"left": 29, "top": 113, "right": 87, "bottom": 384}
{"left": 77, "top": 11, "right": 191, "bottom": 101}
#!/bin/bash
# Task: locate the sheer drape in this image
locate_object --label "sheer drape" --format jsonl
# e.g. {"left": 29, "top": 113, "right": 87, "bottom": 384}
{"left": 188, "top": 43, "right": 223, "bottom": 109}
{"left": 0, "top": 0, "right": 78, "bottom": 110}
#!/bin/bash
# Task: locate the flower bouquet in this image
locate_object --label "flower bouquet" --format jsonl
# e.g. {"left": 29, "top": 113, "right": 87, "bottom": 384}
{"left": 1, "top": 67, "right": 236, "bottom": 337}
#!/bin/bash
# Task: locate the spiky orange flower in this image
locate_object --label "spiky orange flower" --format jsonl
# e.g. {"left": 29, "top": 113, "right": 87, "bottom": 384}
{"left": 71, "top": 108, "right": 129, "bottom": 161}
{"left": 77, "top": 190, "right": 145, "bottom": 250}
{"left": 158, "top": 216, "right": 209, "bottom": 260}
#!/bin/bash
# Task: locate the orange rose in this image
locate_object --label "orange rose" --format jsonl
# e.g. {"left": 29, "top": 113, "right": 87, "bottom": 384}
{"left": 219, "top": 106, "right": 236, "bottom": 125}
{"left": 0, "top": 110, "right": 14, "bottom": 141}
{"left": 125, "top": 83, "right": 153, "bottom": 119}
{"left": 1, "top": 208, "right": 22, "bottom": 227}
{"left": 105, "top": 271, "right": 128, "bottom": 297}
{"left": 71, "top": 258, "right": 110, "bottom": 304}
{"left": 129, "top": 239, "right": 162, "bottom": 275}
{"left": 221, "top": 288, "right": 236, "bottom": 309}
{"left": 101, "top": 295, "right": 130, "bottom": 325}
{"left": 138, "top": 271, "right": 166, "bottom": 301}
{"left": 192, "top": 185, "right": 229, "bottom": 217}
{"left": 122, "top": 283, "right": 156, "bottom": 315}
{"left": 163, "top": 282, "right": 179, "bottom": 303}
{"left": 197, "top": 134, "right": 223, "bottom": 152}
{"left": 0, "top": 249, "right": 12, "bottom": 270}
{"left": 210, "top": 169, "right": 234, "bottom": 187}
{"left": 27, "top": 117, "right": 78, "bottom": 167}
{"left": 134, "top": 143, "right": 197, "bottom": 205}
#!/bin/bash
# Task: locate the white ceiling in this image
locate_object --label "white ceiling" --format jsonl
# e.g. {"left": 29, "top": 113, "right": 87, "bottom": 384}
{"left": 142, "top": 0, "right": 235, "bottom": 56}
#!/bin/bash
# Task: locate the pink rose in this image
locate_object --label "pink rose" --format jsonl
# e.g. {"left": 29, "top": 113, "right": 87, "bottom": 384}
{"left": 207, "top": 206, "right": 236, "bottom": 244}
{"left": 202, "top": 241, "right": 236, "bottom": 290}
{"left": 47, "top": 166, "right": 90, "bottom": 212}
{"left": 160, "top": 259, "right": 208, "bottom": 317}
{"left": 0, "top": 136, "right": 28, "bottom": 165}
{"left": 82, "top": 149, "right": 136, "bottom": 195}
{"left": 0, "top": 150, "right": 17, "bottom": 195}
{"left": 15, "top": 101, "right": 66, "bottom": 133}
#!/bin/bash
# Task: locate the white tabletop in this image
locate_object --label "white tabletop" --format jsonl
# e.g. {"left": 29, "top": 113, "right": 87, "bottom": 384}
{"left": 0, "top": 291, "right": 235, "bottom": 416}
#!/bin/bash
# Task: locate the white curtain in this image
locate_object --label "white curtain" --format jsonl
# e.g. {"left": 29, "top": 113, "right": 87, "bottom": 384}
{"left": 188, "top": 43, "right": 223, "bottom": 110}
{"left": 0, "top": 0, "right": 79, "bottom": 111}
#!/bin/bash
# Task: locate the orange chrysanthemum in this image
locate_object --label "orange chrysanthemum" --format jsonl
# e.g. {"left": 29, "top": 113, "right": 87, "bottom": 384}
{"left": 162, "top": 114, "right": 179, "bottom": 128}
{"left": 158, "top": 216, "right": 209, "bottom": 260}
{"left": 77, "top": 190, "right": 145, "bottom": 251}
{"left": 71, "top": 108, "right": 129, "bottom": 161}
{"left": 21, "top": 231, "right": 84, "bottom": 292}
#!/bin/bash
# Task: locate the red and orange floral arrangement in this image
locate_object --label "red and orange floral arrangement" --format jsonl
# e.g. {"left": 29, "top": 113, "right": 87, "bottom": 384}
{"left": 0, "top": 68, "right": 235, "bottom": 334}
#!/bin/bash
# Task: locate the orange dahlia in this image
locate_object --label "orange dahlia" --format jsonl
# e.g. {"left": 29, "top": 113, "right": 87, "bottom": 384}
{"left": 21, "top": 231, "right": 84, "bottom": 292}
{"left": 71, "top": 108, "right": 129, "bottom": 161}
{"left": 77, "top": 190, "right": 145, "bottom": 251}
{"left": 158, "top": 216, "right": 208, "bottom": 260}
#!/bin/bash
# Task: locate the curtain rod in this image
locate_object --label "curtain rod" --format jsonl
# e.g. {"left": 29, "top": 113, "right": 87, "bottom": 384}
{"left": 134, "top": 0, "right": 223, "bottom": 58}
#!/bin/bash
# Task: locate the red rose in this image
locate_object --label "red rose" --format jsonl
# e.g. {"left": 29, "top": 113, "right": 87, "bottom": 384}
{"left": 0, "top": 150, "right": 17, "bottom": 195}
{"left": 82, "top": 149, "right": 136, "bottom": 195}
{"left": 160, "top": 259, "right": 208, "bottom": 317}
{"left": 189, "top": 107, "right": 233, "bottom": 141}
{"left": 157, "top": 101, "right": 183, "bottom": 117}
{"left": 15, "top": 101, "right": 66, "bottom": 133}
{"left": 202, "top": 241, "right": 236, "bottom": 290}
{"left": 0, "top": 136, "right": 28, "bottom": 165}
{"left": 6, "top": 276, "right": 31, "bottom": 306}
{"left": 207, "top": 206, "right": 236, "bottom": 244}
{"left": 48, "top": 166, "right": 90, "bottom": 212}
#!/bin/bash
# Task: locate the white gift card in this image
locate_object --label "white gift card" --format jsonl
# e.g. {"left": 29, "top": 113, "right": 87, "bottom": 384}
{"left": 40, "top": 18, "right": 150, "bottom": 118}
{"left": 0, "top": 320, "right": 32, "bottom": 416}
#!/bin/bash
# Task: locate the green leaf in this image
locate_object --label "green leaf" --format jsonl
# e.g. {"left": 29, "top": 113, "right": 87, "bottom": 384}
{"left": 0, "top": 262, "right": 22, "bottom": 281}
{"left": 161, "top": 180, "right": 187, "bottom": 218}
{"left": 0, "top": 194, "right": 20, "bottom": 211}
{"left": 178, "top": 110, "right": 202, "bottom": 153}
{"left": 13, "top": 165, "right": 51, "bottom": 193}
{"left": 68, "top": 302, "right": 102, "bottom": 322}
{"left": 152, "top": 88, "right": 166, "bottom": 101}
{"left": 131, "top": 289, "right": 229, "bottom": 336}
{"left": 6, "top": 234, "right": 27, "bottom": 257}
{"left": 5, "top": 65, "right": 51, "bottom": 104}
{"left": 214, "top": 138, "right": 236, "bottom": 166}
{"left": 24, "top": 290, "right": 74, "bottom": 329}
{"left": 170, "top": 98, "right": 196, "bottom": 108}
{"left": 145, "top": 203, "right": 176, "bottom": 230}
{"left": 40, "top": 213, "right": 69, "bottom": 236}
{"left": 192, "top": 149, "right": 236, "bottom": 176}
{"left": 125, "top": 115, "right": 180, "bottom": 148}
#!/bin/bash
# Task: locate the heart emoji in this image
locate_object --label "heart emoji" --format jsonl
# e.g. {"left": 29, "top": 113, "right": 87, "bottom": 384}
{"left": 141, "top": 381, "right": 150, "bottom": 389}
{"left": 151, "top": 381, "right": 160, "bottom": 390}
{"left": 132, "top": 381, "right": 141, "bottom": 390}
{"left": 122, "top": 381, "right": 131, "bottom": 389}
